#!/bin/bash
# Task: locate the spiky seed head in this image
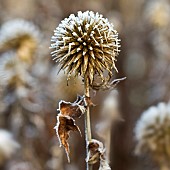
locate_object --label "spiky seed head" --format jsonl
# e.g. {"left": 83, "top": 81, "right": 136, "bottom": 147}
{"left": 50, "top": 11, "right": 120, "bottom": 85}
{"left": 134, "top": 102, "right": 170, "bottom": 162}
{"left": 0, "top": 19, "right": 41, "bottom": 63}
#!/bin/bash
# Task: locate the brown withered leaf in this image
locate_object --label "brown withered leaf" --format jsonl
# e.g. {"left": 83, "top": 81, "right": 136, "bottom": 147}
{"left": 58, "top": 95, "right": 86, "bottom": 118}
{"left": 55, "top": 95, "right": 95, "bottom": 162}
{"left": 54, "top": 114, "right": 81, "bottom": 162}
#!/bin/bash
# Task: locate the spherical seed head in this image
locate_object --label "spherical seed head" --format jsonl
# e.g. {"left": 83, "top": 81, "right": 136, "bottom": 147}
{"left": 51, "top": 11, "right": 120, "bottom": 85}
{"left": 0, "top": 19, "right": 41, "bottom": 63}
{"left": 134, "top": 102, "right": 170, "bottom": 159}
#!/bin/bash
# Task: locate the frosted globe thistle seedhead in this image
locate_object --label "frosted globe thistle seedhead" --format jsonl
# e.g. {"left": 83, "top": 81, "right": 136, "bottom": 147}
{"left": 134, "top": 102, "right": 170, "bottom": 161}
{"left": 0, "top": 19, "right": 41, "bottom": 63}
{"left": 51, "top": 11, "right": 120, "bottom": 85}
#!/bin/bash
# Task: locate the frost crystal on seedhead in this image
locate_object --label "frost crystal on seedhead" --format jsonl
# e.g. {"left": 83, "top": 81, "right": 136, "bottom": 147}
{"left": 50, "top": 11, "right": 120, "bottom": 85}
{"left": 134, "top": 102, "right": 170, "bottom": 156}
{"left": 0, "top": 19, "right": 41, "bottom": 49}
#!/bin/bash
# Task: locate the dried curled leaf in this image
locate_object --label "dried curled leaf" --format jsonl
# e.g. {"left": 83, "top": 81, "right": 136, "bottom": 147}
{"left": 54, "top": 114, "right": 81, "bottom": 162}
{"left": 86, "top": 139, "right": 111, "bottom": 169}
{"left": 55, "top": 95, "right": 94, "bottom": 162}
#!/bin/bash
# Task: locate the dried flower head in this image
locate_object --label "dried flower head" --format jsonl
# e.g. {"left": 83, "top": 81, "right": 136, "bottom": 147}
{"left": 0, "top": 19, "right": 41, "bottom": 62}
{"left": 51, "top": 11, "right": 120, "bottom": 85}
{"left": 0, "top": 129, "right": 20, "bottom": 165}
{"left": 134, "top": 102, "right": 170, "bottom": 166}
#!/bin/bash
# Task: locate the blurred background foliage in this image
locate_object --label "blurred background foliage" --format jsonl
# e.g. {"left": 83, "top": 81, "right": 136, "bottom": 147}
{"left": 0, "top": 0, "right": 169, "bottom": 170}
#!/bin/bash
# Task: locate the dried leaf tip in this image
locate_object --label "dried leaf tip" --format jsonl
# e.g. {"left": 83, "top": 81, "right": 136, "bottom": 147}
{"left": 50, "top": 11, "right": 120, "bottom": 86}
{"left": 54, "top": 115, "right": 81, "bottom": 162}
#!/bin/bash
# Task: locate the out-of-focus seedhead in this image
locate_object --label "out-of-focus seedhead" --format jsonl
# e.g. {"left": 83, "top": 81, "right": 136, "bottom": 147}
{"left": 0, "top": 19, "right": 41, "bottom": 63}
{"left": 134, "top": 102, "right": 170, "bottom": 168}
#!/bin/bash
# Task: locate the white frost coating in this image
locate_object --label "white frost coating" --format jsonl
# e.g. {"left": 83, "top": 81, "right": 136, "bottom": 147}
{"left": 83, "top": 51, "right": 86, "bottom": 56}
{"left": 77, "top": 48, "right": 81, "bottom": 52}
{"left": 89, "top": 47, "right": 93, "bottom": 50}
{"left": 0, "top": 19, "right": 41, "bottom": 47}
{"left": 77, "top": 37, "right": 81, "bottom": 42}
{"left": 99, "top": 158, "right": 111, "bottom": 170}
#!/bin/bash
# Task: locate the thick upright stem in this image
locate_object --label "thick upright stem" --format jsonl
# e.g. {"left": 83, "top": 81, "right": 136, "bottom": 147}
{"left": 84, "top": 78, "right": 92, "bottom": 170}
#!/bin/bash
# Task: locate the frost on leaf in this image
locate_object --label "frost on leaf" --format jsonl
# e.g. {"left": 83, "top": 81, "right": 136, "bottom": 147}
{"left": 55, "top": 95, "right": 88, "bottom": 162}
{"left": 99, "top": 156, "right": 111, "bottom": 170}
{"left": 54, "top": 115, "right": 81, "bottom": 162}
{"left": 86, "top": 139, "right": 111, "bottom": 169}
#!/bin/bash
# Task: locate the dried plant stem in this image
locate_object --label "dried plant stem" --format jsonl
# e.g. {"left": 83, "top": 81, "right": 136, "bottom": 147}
{"left": 84, "top": 78, "right": 92, "bottom": 170}
{"left": 105, "top": 127, "right": 111, "bottom": 162}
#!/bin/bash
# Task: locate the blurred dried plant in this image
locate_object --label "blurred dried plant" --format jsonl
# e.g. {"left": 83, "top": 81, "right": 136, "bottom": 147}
{"left": 134, "top": 102, "right": 170, "bottom": 170}
{"left": 0, "top": 19, "right": 41, "bottom": 63}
